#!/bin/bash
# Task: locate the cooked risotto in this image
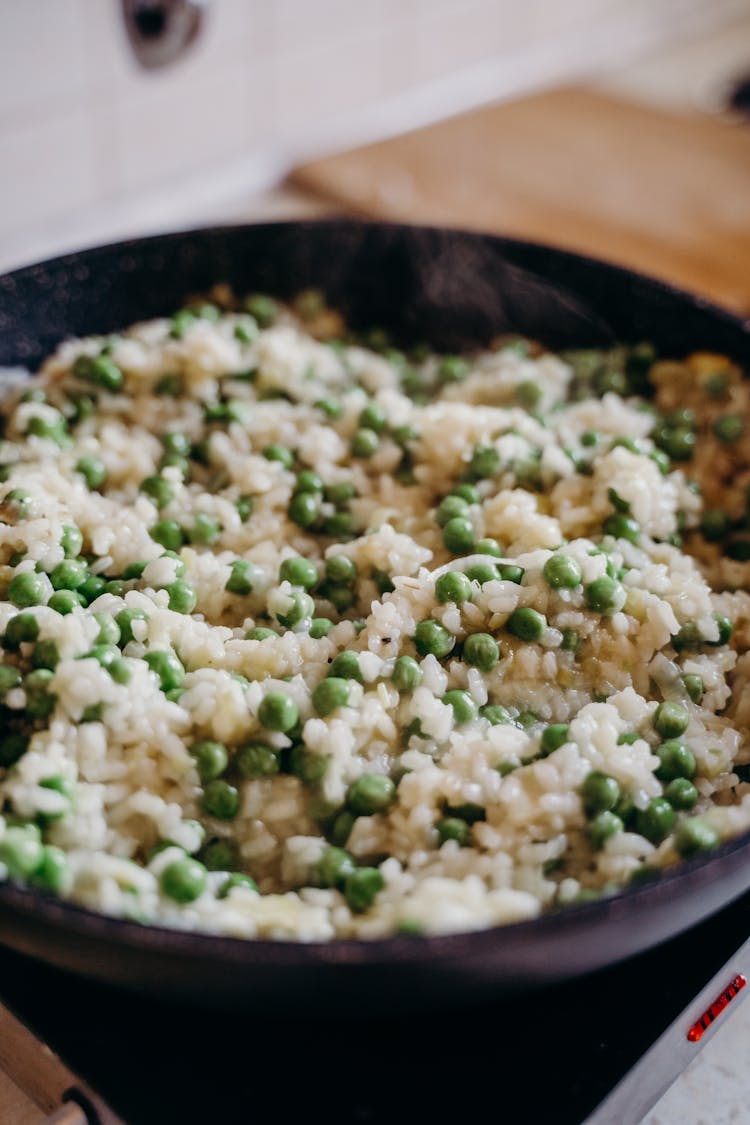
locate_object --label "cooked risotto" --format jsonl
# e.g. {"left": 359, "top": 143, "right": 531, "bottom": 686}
{"left": 0, "top": 290, "right": 749, "bottom": 940}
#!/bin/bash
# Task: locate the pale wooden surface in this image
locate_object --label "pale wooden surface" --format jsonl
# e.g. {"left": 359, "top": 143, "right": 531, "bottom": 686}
{"left": 290, "top": 86, "right": 750, "bottom": 314}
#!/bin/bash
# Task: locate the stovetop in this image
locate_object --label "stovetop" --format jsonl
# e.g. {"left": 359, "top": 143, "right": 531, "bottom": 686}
{"left": 2, "top": 892, "right": 750, "bottom": 1125}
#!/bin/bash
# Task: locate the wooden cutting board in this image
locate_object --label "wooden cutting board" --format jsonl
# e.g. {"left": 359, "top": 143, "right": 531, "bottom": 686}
{"left": 290, "top": 86, "right": 750, "bottom": 314}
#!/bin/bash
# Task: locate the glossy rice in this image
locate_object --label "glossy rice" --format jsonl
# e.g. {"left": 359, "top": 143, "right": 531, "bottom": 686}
{"left": 0, "top": 293, "right": 749, "bottom": 941}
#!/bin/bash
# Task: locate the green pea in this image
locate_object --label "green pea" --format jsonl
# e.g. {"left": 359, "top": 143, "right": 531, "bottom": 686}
{"left": 465, "top": 563, "right": 499, "bottom": 585}
{"left": 437, "top": 817, "right": 471, "bottom": 846}
{"left": 480, "top": 704, "right": 513, "bottom": 725}
{"left": 711, "top": 614, "right": 733, "bottom": 646}
{"left": 653, "top": 702, "right": 689, "bottom": 739}
{"left": 358, "top": 402, "right": 388, "bottom": 433}
{"left": 475, "top": 537, "right": 502, "bottom": 557}
{"left": 439, "top": 355, "right": 469, "bottom": 383}
{"left": 560, "top": 628, "right": 581, "bottom": 653}
{"left": 413, "top": 620, "right": 455, "bottom": 658}
{"left": 189, "top": 513, "right": 221, "bottom": 546}
{"left": 325, "top": 555, "right": 357, "bottom": 584}
{"left": 664, "top": 778, "right": 698, "bottom": 810}
{"left": 0, "top": 732, "right": 29, "bottom": 767}
{"left": 347, "top": 774, "right": 395, "bottom": 816}
{"left": 435, "top": 570, "right": 473, "bottom": 605}
{"left": 3, "top": 488, "right": 31, "bottom": 518}
{"left": 143, "top": 650, "right": 185, "bottom": 692}
{"left": 140, "top": 475, "right": 173, "bottom": 510}
{"left": 315, "top": 397, "right": 343, "bottom": 419}
{"left": 636, "top": 797, "right": 676, "bottom": 844}
{"left": 316, "top": 846, "right": 356, "bottom": 890}
{"left": 0, "top": 827, "right": 44, "bottom": 878}
{"left": 498, "top": 565, "right": 524, "bottom": 584}
{"left": 292, "top": 471, "right": 323, "bottom": 499}
{"left": 288, "top": 744, "right": 328, "bottom": 785}
{"left": 199, "top": 837, "right": 239, "bottom": 871}
{"left": 442, "top": 689, "right": 478, "bottom": 724}
{"left": 329, "top": 652, "right": 362, "bottom": 683}
{"left": 391, "top": 655, "right": 422, "bottom": 693}
{"left": 655, "top": 741, "right": 696, "bottom": 782}
{"left": 673, "top": 816, "right": 718, "bottom": 857}
{"left": 324, "top": 582, "right": 354, "bottom": 611}
{"left": 540, "top": 723, "right": 570, "bottom": 756}
{"left": 344, "top": 867, "right": 384, "bottom": 913}
{"left": 469, "top": 443, "right": 500, "bottom": 479}
{"left": 49, "top": 559, "right": 88, "bottom": 592}
{"left": 246, "top": 626, "right": 278, "bottom": 641}
{"left": 220, "top": 559, "right": 253, "bottom": 598}
{"left": 585, "top": 576, "right": 624, "bottom": 614}
{"left": 450, "top": 484, "right": 480, "bottom": 505}
{"left": 309, "top": 618, "right": 333, "bottom": 639}
{"left": 7, "top": 571, "right": 47, "bottom": 607}
{"left": 543, "top": 554, "right": 582, "bottom": 589}
{"left": 166, "top": 579, "right": 197, "bottom": 614}
{"left": 655, "top": 426, "right": 695, "bottom": 461}
{"left": 713, "top": 413, "right": 744, "bottom": 443}
{"left": 46, "top": 590, "right": 82, "bottom": 616}
{"left": 323, "top": 511, "right": 358, "bottom": 538}
{"left": 73, "top": 353, "right": 123, "bottom": 393}
{"left": 32, "top": 639, "right": 60, "bottom": 670}
{"left": 85, "top": 644, "right": 120, "bottom": 669}
{"left": 191, "top": 740, "right": 229, "bottom": 782}
{"left": 258, "top": 692, "right": 298, "bottom": 732}
{"left": 30, "top": 845, "right": 70, "bottom": 893}
{"left": 280, "top": 556, "right": 318, "bottom": 589}
{"left": 588, "top": 810, "right": 623, "bottom": 849}
{"left": 603, "top": 514, "right": 639, "bottom": 543}
{"left": 61, "top": 525, "right": 83, "bottom": 559}
{"left": 235, "top": 742, "right": 279, "bottom": 779}
{"left": 275, "top": 590, "right": 314, "bottom": 628}
{"left": 650, "top": 449, "right": 671, "bottom": 475}
{"left": 312, "top": 676, "right": 351, "bottom": 716}
{"left": 463, "top": 632, "right": 500, "bottom": 672}
{"left": 218, "top": 873, "right": 258, "bottom": 898}
{"left": 0, "top": 664, "right": 21, "bottom": 695}
{"left": 115, "top": 607, "right": 149, "bottom": 645}
{"left": 328, "top": 810, "right": 355, "bottom": 847}
{"left": 507, "top": 607, "right": 546, "bottom": 642}
{"left": 109, "top": 657, "right": 132, "bottom": 684}
{"left": 201, "top": 779, "right": 240, "bottom": 820}
{"left": 351, "top": 428, "right": 380, "bottom": 458}
{"left": 149, "top": 520, "right": 184, "bottom": 552}
{"left": 680, "top": 674, "right": 703, "bottom": 704}
{"left": 262, "top": 444, "right": 294, "bottom": 469}
{"left": 288, "top": 491, "right": 320, "bottom": 529}
{"left": 435, "top": 495, "right": 469, "bottom": 527}
{"left": 3, "top": 612, "right": 40, "bottom": 648}
{"left": 24, "top": 669, "right": 56, "bottom": 718}
{"left": 232, "top": 495, "right": 253, "bottom": 524}
{"left": 442, "top": 516, "right": 475, "bottom": 554}
{"left": 244, "top": 293, "right": 278, "bottom": 327}
{"left": 581, "top": 771, "right": 620, "bottom": 816}
{"left": 75, "top": 455, "right": 107, "bottom": 490}
{"left": 160, "top": 857, "right": 207, "bottom": 902}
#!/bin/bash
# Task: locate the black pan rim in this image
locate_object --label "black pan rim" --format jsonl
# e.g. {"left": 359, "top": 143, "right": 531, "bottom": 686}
{"left": 1, "top": 217, "right": 749, "bottom": 968}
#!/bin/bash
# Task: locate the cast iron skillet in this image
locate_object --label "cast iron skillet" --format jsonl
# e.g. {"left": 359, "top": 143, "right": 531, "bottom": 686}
{"left": 0, "top": 220, "right": 749, "bottom": 1008}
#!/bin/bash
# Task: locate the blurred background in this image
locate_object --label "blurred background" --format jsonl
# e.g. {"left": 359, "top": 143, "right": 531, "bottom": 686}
{"left": 0, "top": 0, "right": 749, "bottom": 302}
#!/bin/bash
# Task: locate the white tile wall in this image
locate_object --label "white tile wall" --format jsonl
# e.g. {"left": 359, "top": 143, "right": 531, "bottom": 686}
{"left": 0, "top": 0, "right": 745, "bottom": 270}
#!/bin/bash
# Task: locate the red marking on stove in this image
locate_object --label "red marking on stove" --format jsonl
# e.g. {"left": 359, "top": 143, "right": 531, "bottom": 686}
{"left": 687, "top": 974, "right": 746, "bottom": 1042}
